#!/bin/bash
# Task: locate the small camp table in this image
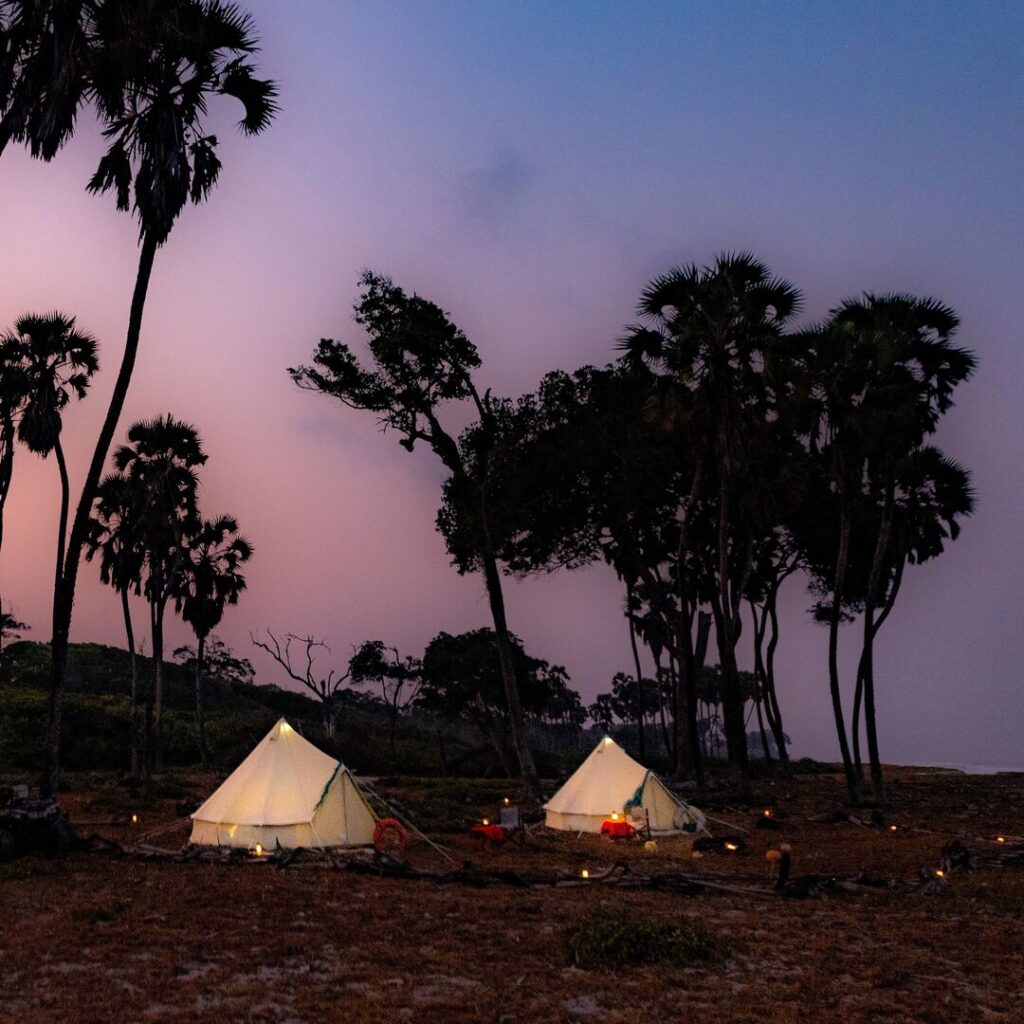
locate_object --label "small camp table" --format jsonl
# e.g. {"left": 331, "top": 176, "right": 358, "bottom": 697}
{"left": 600, "top": 819, "right": 637, "bottom": 841}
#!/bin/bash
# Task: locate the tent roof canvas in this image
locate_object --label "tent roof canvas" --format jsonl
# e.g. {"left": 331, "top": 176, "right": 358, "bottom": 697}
{"left": 192, "top": 718, "right": 343, "bottom": 827}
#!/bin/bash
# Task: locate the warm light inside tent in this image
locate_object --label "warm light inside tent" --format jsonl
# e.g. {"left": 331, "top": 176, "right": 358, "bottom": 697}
{"left": 611, "top": 812, "right": 620, "bottom": 822}
{"left": 604, "top": 737, "right": 612, "bottom": 745}
{"left": 254, "top": 843, "right": 264, "bottom": 857}
{"left": 580, "top": 869, "right": 590, "bottom": 879}
{"left": 280, "top": 722, "right": 292, "bottom": 733}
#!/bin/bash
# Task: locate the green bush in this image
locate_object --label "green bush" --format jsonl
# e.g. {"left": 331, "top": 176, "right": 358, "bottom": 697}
{"left": 565, "top": 910, "right": 723, "bottom": 969}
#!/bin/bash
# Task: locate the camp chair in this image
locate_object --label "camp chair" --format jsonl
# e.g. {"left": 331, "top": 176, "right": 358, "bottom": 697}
{"left": 499, "top": 805, "right": 526, "bottom": 844}
{"left": 628, "top": 805, "right": 652, "bottom": 842}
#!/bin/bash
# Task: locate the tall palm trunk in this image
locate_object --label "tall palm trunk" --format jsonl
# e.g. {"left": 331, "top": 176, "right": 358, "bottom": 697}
{"left": 151, "top": 595, "right": 167, "bottom": 773}
{"left": 120, "top": 587, "right": 140, "bottom": 777}
{"left": 763, "top": 590, "right": 790, "bottom": 771}
{"left": 625, "top": 581, "right": 646, "bottom": 761}
{"left": 195, "top": 632, "right": 208, "bottom": 768}
{"left": 749, "top": 601, "right": 773, "bottom": 764}
{"left": 52, "top": 438, "right": 70, "bottom": 594}
{"left": 828, "top": 499, "right": 859, "bottom": 804}
{"left": 860, "top": 486, "right": 896, "bottom": 801}
{"left": 0, "top": 410, "right": 14, "bottom": 553}
{"left": 44, "top": 232, "right": 158, "bottom": 796}
{"left": 712, "top": 474, "right": 750, "bottom": 785}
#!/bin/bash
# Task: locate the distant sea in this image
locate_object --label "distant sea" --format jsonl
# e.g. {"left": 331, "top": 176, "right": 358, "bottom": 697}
{"left": 904, "top": 762, "right": 1024, "bottom": 775}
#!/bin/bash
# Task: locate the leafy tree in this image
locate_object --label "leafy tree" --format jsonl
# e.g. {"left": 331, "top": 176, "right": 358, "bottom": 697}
{"left": 0, "top": 598, "right": 29, "bottom": 652}
{"left": 290, "top": 273, "right": 542, "bottom": 800}
{"left": 2, "top": 312, "right": 98, "bottom": 590}
{"left": 348, "top": 640, "right": 422, "bottom": 755}
{"left": 174, "top": 636, "right": 255, "bottom": 690}
{"left": 588, "top": 672, "right": 660, "bottom": 736}
{"left": 418, "top": 628, "right": 581, "bottom": 776}
{"left": 621, "top": 254, "right": 801, "bottom": 787}
{"left": 0, "top": 0, "right": 277, "bottom": 795}
{"left": 86, "top": 469, "right": 146, "bottom": 774}
{"left": 176, "top": 514, "right": 252, "bottom": 765}
{"left": 796, "top": 294, "right": 975, "bottom": 800}
{"left": 113, "top": 414, "right": 206, "bottom": 774}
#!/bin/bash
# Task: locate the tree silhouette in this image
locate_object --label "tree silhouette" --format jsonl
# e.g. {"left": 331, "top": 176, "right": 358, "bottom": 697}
{"left": 251, "top": 630, "right": 349, "bottom": 739}
{"left": 0, "top": 0, "right": 277, "bottom": 795}
{"left": 86, "top": 469, "right": 146, "bottom": 774}
{"left": 176, "top": 514, "right": 252, "bottom": 765}
{"left": 796, "top": 294, "right": 975, "bottom": 801}
{"left": 0, "top": 332, "right": 27, "bottom": 557}
{"left": 114, "top": 414, "right": 206, "bottom": 775}
{"left": 621, "top": 254, "right": 802, "bottom": 788}
{"left": 290, "top": 272, "right": 542, "bottom": 801}
{"left": 2, "top": 312, "right": 98, "bottom": 592}
{"left": 349, "top": 640, "right": 422, "bottom": 755}
{"left": 0, "top": 598, "right": 29, "bottom": 653}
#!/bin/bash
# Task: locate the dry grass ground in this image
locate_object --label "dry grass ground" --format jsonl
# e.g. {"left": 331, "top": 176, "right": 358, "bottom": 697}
{"left": 2, "top": 767, "right": 1023, "bottom": 1024}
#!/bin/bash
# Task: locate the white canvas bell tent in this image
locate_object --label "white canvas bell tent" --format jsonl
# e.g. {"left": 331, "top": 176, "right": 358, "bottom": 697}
{"left": 544, "top": 735, "right": 705, "bottom": 835}
{"left": 190, "top": 719, "right": 377, "bottom": 850}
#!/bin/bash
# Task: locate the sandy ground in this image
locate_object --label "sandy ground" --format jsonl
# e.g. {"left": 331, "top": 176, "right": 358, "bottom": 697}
{"left": 2, "top": 767, "right": 1023, "bottom": 1024}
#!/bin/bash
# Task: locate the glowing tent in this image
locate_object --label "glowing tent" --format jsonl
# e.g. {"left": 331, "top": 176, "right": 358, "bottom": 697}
{"left": 544, "top": 735, "right": 705, "bottom": 835}
{"left": 190, "top": 719, "right": 377, "bottom": 849}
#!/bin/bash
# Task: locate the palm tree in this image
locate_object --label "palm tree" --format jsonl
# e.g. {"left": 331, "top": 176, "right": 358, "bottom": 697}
{"left": 0, "top": 333, "right": 27, "bottom": 556}
{"left": 114, "top": 415, "right": 206, "bottom": 776}
{"left": 86, "top": 469, "right": 146, "bottom": 775}
{"left": 2, "top": 312, "right": 98, "bottom": 591}
{"left": 3, "top": 2, "right": 278, "bottom": 795}
{"left": 0, "top": 0, "right": 93, "bottom": 158}
{"left": 176, "top": 514, "right": 251, "bottom": 766}
{"left": 623, "top": 254, "right": 801, "bottom": 786}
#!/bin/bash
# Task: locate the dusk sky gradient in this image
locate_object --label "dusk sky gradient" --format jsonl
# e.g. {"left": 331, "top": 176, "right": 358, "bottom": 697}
{"left": 1, "top": 1, "right": 1021, "bottom": 765}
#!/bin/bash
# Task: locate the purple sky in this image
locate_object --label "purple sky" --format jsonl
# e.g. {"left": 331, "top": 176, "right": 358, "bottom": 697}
{"left": 1, "top": 2, "right": 1021, "bottom": 765}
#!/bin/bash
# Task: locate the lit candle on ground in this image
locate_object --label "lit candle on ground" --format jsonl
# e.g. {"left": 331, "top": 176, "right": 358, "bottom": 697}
{"left": 580, "top": 869, "right": 590, "bottom": 879}
{"left": 254, "top": 843, "right": 263, "bottom": 857}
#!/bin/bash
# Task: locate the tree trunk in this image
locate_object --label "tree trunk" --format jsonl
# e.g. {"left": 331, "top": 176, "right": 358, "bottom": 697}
{"left": 763, "top": 590, "right": 790, "bottom": 771}
{"left": 477, "top": 527, "right": 540, "bottom": 801}
{"left": 861, "top": 487, "right": 896, "bottom": 802}
{"left": 51, "top": 437, "right": 71, "bottom": 599}
{"left": 152, "top": 598, "right": 166, "bottom": 773}
{"left": 196, "top": 633, "right": 208, "bottom": 769}
{"left": 712, "top": 474, "right": 750, "bottom": 785}
{"left": 625, "top": 581, "right": 647, "bottom": 761}
{"left": 43, "top": 232, "right": 159, "bottom": 796}
{"left": 749, "top": 600, "right": 774, "bottom": 764}
{"left": 0, "top": 410, "right": 14, "bottom": 554}
{"left": 120, "top": 588, "right": 140, "bottom": 778}
{"left": 828, "top": 499, "right": 859, "bottom": 804}
{"left": 851, "top": 664, "right": 865, "bottom": 777}
{"left": 652, "top": 648, "right": 672, "bottom": 760}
